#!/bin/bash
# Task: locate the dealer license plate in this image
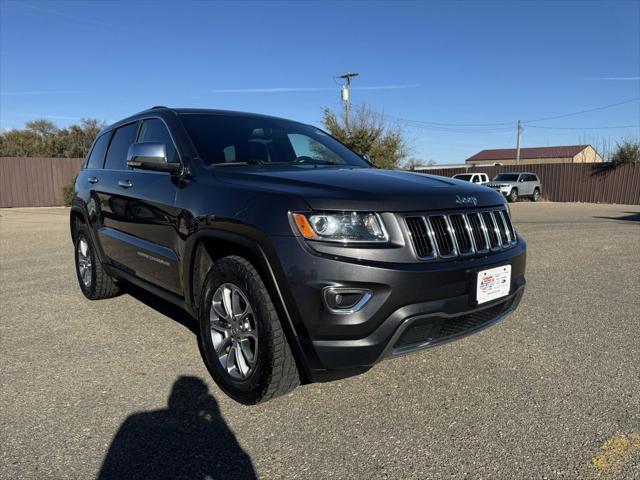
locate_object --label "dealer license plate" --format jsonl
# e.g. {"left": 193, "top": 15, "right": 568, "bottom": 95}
{"left": 476, "top": 265, "right": 511, "bottom": 304}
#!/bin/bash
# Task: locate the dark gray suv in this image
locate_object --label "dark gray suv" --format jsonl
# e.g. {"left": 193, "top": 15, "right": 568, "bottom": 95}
{"left": 71, "top": 107, "right": 527, "bottom": 404}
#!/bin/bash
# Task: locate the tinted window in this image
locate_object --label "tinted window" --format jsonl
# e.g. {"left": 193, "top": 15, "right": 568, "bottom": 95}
{"left": 179, "top": 113, "right": 369, "bottom": 167}
{"left": 86, "top": 133, "right": 110, "bottom": 169}
{"left": 105, "top": 123, "right": 138, "bottom": 170}
{"left": 138, "top": 118, "right": 180, "bottom": 164}
{"left": 453, "top": 174, "right": 472, "bottom": 181}
{"left": 288, "top": 133, "right": 341, "bottom": 164}
{"left": 493, "top": 174, "right": 519, "bottom": 181}
{"left": 472, "top": 176, "right": 479, "bottom": 183}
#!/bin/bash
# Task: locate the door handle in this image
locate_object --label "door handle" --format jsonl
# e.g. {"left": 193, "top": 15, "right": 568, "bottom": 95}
{"left": 118, "top": 179, "right": 133, "bottom": 189}
{"left": 88, "top": 177, "right": 98, "bottom": 184}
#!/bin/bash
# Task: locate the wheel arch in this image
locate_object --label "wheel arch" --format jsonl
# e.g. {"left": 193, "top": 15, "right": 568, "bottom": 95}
{"left": 69, "top": 207, "right": 86, "bottom": 242}
{"left": 183, "top": 231, "right": 301, "bottom": 334}
{"left": 183, "top": 229, "right": 314, "bottom": 380}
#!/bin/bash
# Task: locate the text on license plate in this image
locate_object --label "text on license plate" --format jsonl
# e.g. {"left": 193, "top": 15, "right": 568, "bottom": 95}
{"left": 476, "top": 265, "right": 511, "bottom": 304}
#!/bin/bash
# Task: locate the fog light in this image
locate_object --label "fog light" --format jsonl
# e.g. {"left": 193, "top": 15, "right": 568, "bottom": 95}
{"left": 322, "top": 287, "right": 372, "bottom": 314}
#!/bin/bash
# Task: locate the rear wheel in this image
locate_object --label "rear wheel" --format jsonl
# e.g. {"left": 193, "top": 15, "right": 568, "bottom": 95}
{"left": 74, "top": 228, "right": 120, "bottom": 300}
{"left": 507, "top": 189, "right": 518, "bottom": 203}
{"left": 532, "top": 188, "right": 540, "bottom": 202}
{"left": 199, "top": 255, "right": 300, "bottom": 404}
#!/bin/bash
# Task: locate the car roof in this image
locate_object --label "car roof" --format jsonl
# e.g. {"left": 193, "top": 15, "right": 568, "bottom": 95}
{"left": 98, "top": 106, "right": 311, "bottom": 137}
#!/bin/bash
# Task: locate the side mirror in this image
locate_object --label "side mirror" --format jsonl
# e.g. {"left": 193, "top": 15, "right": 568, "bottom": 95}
{"left": 519, "top": 178, "right": 525, "bottom": 182}
{"left": 127, "top": 142, "right": 180, "bottom": 173}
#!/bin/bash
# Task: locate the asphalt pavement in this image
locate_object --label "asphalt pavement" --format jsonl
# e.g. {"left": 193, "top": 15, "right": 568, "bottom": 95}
{"left": 1, "top": 202, "right": 639, "bottom": 479}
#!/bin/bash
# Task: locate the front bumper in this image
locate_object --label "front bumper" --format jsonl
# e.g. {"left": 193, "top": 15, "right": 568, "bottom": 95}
{"left": 489, "top": 187, "right": 512, "bottom": 196}
{"left": 270, "top": 235, "right": 527, "bottom": 379}
{"left": 305, "top": 284, "right": 524, "bottom": 374}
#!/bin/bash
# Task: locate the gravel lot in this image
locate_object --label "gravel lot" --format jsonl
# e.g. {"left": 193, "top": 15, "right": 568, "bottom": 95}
{"left": 1, "top": 202, "right": 639, "bottom": 479}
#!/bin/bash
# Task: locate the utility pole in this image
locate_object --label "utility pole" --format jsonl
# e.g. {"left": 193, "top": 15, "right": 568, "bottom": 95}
{"left": 515, "top": 120, "right": 522, "bottom": 164}
{"left": 338, "top": 72, "right": 359, "bottom": 128}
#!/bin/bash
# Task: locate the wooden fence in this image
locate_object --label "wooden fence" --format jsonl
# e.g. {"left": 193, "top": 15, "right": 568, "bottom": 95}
{"left": 423, "top": 163, "right": 640, "bottom": 205}
{"left": 1, "top": 157, "right": 639, "bottom": 207}
{"left": 0, "top": 157, "right": 85, "bottom": 207}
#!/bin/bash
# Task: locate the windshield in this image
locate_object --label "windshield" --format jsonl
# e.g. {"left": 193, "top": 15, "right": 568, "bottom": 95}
{"left": 453, "top": 174, "right": 472, "bottom": 181}
{"left": 493, "top": 174, "right": 520, "bottom": 181}
{"left": 179, "top": 113, "right": 370, "bottom": 167}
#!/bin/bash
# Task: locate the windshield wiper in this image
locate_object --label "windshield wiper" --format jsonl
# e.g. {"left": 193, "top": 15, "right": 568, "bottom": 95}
{"left": 211, "top": 159, "right": 265, "bottom": 167}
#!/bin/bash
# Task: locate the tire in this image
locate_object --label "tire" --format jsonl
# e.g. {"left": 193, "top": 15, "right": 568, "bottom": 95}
{"left": 198, "top": 255, "right": 300, "bottom": 404}
{"left": 532, "top": 188, "right": 540, "bottom": 202}
{"left": 74, "top": 227, "right": 120, "bottom": 300}
{"left": 507, "top": 189, "right": 518, "bottom": 203}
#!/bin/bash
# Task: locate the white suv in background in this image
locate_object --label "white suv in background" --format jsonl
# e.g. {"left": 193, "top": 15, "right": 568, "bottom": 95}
{"left": 453, "top": 173, "right": 489, "bottom": 184}
{"left": 487, "top": 172, "right": 542, "bottom": 203}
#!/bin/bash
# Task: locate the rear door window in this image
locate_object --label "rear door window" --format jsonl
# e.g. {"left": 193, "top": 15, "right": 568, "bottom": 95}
{"left": 86, "top": 133, "right": 110, "bottom": 169}
{"left": 104, "top": 122, "right": 138, "bottom": 170}
{"left": 137, "top": 118, "right": 180, "bottom": 164}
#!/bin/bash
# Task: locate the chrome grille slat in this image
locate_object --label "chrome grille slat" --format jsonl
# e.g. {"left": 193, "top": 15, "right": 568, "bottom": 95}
{"left": 405, "top": 208, "right": 517, "bottom": 261}
{"left": 501, "top": 211, "right": 517, "bottom": 245}
{"left": 482, "top": 212, "right": 499, "bottom": 248}
{"left": 461, "top": 214, "right": 477, "bottom": 253}
{"left": 450, "top": 214, "right": 473, "bottom": 255}
{"left": 495, "top": 211, "right": 511, "bottom": 246}
{"left": 428, "top": 216, "right": 456, "bottom": 258}
{"left": 405, "top": 217, "right": 435, "bottom": 259}
{"left": 470, "top": 212, "right": 490, "bottom": 253}
{"left": 490, "top": 211, "right": 503, "bottom": 249}
{"left": 443, "top": 216, "right": 460, "bottom": 257}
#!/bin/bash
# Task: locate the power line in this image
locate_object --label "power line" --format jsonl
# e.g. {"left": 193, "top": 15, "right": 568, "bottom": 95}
{"left": 523, "top": 97, "right": 640, "bottom": 123}
{"left": 382, "top": 113, "right": 513, "bottom": 128}
{"left": 351, "top": 96, "right": 640, "bottom": 130}
{"left": 527, "top": 124, "right": 640, "bottom": 130}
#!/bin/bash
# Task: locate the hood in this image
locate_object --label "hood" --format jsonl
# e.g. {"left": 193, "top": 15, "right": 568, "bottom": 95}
{"left": 214, "top": 166, "right": 506, "bottom": 211}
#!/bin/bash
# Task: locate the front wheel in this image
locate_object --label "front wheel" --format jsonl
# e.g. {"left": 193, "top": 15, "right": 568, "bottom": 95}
{"left": 199, "top": 255, "right": 300, "bottom": 404}
{"left": 532, "top": 188, "right": 540, "bottom": 202}
{"left": 507, "top": 189, "right": 518, "bottom": 203}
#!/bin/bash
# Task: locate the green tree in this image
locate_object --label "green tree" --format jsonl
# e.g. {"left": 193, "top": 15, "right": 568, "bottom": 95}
{"left": 0, "top": 118, "right": 106, "bottom": 158}
{"left": 610, "top": 139, "right": 640, "bottom": 166}
{"left": 321, "top": 104, "right": 408, "bottom": 170}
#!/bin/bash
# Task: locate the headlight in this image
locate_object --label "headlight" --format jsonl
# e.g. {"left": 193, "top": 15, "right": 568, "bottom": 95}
{"left": 291, "top": 212, "right": 389, "bottom": 243}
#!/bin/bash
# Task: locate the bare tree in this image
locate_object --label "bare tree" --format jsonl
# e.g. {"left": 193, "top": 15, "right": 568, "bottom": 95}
{"left": 321, "top": 104, "right": 409, "bottom": 170}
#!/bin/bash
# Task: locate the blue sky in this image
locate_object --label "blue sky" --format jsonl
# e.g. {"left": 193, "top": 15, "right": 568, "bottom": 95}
{"left": 1, "top": 0, "right": 639, "bottom": 164}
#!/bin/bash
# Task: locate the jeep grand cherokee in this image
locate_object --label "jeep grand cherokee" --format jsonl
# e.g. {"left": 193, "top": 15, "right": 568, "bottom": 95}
{"left": 71, "top": 107, "right": 526, "bottom": 404}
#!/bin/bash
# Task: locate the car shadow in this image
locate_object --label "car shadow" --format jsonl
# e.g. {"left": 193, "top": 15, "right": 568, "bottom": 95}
{"left": 97, "top": 376, "right": 257, "bottom": 480}
{"left": 121, "top": 282, "right": 198, "bottom": 335}
{"left": 593, "top": 212, "right": 640, "bottom": 223}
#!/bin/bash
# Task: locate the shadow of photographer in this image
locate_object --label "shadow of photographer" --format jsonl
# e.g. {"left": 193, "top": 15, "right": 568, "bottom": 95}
{"left": 98, "top": 376, "right": 257, "bottom": 480}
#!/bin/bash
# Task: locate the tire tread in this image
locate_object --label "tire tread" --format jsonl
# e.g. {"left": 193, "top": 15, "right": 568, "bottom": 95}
{"left": 75, "top": 228, "right": 120, "bottom": 300}
{"left": 201, "top": 255, "right": 300, "bottom": 404}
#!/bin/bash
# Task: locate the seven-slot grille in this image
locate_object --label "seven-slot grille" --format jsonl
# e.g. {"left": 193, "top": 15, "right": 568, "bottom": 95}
{"left": 405, "top": 208, "right": 516, "bottom": 260}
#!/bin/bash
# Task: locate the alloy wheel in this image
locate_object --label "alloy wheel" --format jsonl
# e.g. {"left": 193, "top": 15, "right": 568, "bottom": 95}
{"left": 209, "top": 283, "right": 258, "bottom": 380}
{"left": 77, "top": 238, "right": 92, "bottom": 288}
